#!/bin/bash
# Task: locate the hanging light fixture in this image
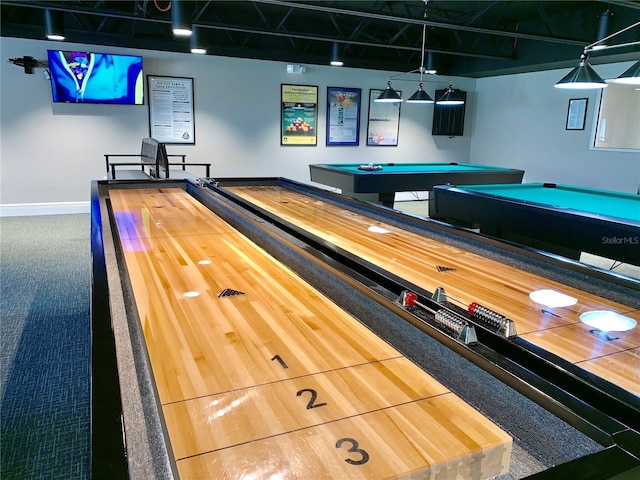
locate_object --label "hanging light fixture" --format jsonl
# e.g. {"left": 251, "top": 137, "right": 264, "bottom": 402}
{"left": 172, "top": 0, "right": 192, "bottom": 37}
{"left": 608, "top": 60, "right": 640, "bottom": 85}
{"left": 376, "top": 81, "right": 403, "bottom": 102}
{"left": 330, "top": 42, "right": 343, "bottom": 66}
{"left": 406, "top": 21, "right": 433, "bottom": 104}
{"left": 554, "top": 53, "right": 607, "bottom": 89}
{"left": 190, "top": 26, "right": 206, "bottom": 54}
{"left": 554, "top": 20, "right": 640, "bottom": 89}
{"left": 436, "top": 85, "right": 465, "bottom": 105}
{"left": 44, "top": 9, "right": 65, "bottom": 41}
{"left": 407, "top": 82, "right": 433, "bottom": 103}
{"left": 376, "top": 1, "right": 459, "bottom": 105}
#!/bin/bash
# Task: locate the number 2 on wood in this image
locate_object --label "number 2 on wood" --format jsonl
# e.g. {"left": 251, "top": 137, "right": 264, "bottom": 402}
{"left": 336, "top": 438, "right": 370, "bottom": 465}
{"left": 296, "top": 388, "right": 327, "bottom": 409}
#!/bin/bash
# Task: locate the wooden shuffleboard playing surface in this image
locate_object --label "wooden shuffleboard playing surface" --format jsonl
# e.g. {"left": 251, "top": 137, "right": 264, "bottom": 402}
{"left": 227, "top": 185, "right": 640, "bottom": 398}
{"left": 109, "top": 187, "right": 512, "bottom": 480}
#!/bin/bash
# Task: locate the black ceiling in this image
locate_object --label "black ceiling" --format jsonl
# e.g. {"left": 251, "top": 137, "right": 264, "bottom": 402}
{"left": 2, "top": 1, "right": 640, "bottom": 78}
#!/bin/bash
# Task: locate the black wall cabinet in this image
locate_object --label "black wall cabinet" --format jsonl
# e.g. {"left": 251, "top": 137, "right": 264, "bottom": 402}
{"left": 432, "top": 89, "right": 467, "bottom": 136}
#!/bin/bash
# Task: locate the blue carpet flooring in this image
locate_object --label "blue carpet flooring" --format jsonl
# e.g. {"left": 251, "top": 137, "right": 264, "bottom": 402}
{"left": 1, "top": 214, "right": 91, "bottom": 479}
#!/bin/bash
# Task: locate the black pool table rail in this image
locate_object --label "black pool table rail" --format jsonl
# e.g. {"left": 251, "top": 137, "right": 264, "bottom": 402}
{"left": 431, "top": 184, "right": 640, "bottom": 266}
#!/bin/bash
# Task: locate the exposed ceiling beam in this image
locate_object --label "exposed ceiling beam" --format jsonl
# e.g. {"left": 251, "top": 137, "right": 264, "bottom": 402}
{"left": 0, "top": 1, "right": 511, "bottom": 61}
{"left": 252, "top": 0, "right": 588, "bottom": 46}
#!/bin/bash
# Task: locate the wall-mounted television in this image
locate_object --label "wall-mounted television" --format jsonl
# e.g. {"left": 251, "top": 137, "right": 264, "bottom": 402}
{"left": 47, "top": 50, "right": 143, "bottom": 104}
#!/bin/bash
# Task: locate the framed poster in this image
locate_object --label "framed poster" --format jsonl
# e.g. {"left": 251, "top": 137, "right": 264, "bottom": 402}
{"left": 281, "top": 84, "right": 318, "bottom": 146}
{"left": 148, "top": 76, "right": 195, "bottom": 144}
{"left": 326, "top": 87, "right": 361, "bottom": 146}
{"left": 566, "top": 98, "right": 588, "bottom": 130}
{"left": 366, "top": 89, "right": 401, "bottom": 146}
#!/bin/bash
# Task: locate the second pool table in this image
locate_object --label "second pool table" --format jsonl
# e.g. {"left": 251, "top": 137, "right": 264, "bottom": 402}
{"left": 431, "top": 182, "right": 640, "bottom": 266}
{"left": 309, "top": 162, "right": 525, "bottom": 207}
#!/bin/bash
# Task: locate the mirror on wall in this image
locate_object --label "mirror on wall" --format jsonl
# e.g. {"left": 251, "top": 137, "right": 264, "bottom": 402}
{"left": 592, "top": 82, "right": 640, "bottom": 151}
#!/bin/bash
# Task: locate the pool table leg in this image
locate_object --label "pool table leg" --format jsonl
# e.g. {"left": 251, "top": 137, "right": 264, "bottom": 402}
{"left": 343, "top": 191, "right": 395, "bottom": 208}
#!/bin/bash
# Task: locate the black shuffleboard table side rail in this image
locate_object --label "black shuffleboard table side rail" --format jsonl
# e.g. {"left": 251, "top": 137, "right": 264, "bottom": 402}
{"left": 197, "top": 178, "right": 640, "bottom": 462}
{"left": 91, "top": 180, "right": 185, "bottom": 480}
{"left": 90, "top": 181, "right": 129, "bottom": 479}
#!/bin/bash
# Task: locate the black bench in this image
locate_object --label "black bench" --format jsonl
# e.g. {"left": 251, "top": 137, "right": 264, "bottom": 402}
{"left": 104, "top": 138, "right": 210, "bottom": 180}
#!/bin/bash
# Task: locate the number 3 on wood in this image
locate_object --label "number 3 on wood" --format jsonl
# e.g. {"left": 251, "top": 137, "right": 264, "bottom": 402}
{"left": 336, "top": 438, "right": 370, "bottom": 465}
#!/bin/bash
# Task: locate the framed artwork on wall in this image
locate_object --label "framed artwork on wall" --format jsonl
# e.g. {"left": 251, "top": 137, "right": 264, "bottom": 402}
{"left": 281, "top": 84, "right": 318, "bottom": 146}
{"left": 326, "top": 87, "right": 361, "bottom": 146}
{"left": 566, "top": 98, "right": 588, "bottom": 131}
{"left": 148, "top": 76, "right": 195, "bottom": 144}
{"left": 366, "top": 88, "right": 401, "bottom": 146}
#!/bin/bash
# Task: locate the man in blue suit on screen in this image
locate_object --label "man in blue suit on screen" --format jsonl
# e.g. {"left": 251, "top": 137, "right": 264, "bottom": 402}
{"left": 47, "top": 50, "right": 143, "bottom": 104}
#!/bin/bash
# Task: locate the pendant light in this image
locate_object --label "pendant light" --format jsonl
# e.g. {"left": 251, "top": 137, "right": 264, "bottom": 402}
{"left": 436, "top": 85, "right": 465, "bottom": 105}
{"left": 330, "top": 42, "right": 343, "bottom": 66}
{"left": 554, "top": 54, "right": 607, "bottom": 89}
{"left": 376, "top": 1, "right": 461, "bottom": 105}
{"left": 554, "top": 21, "right": 640, "bottom": 89}
{"left": 190, "top": 26, "right": 206, "bottom": 54}
{"left": 44, "top": 9, "right": 65, "bottom": 41}
{"left": 609, "top": 60, "right": 640, "bottom": 85}
{"left": 376, "top": 81, "right": 403, "bottom": 103}
{"left": 407, "top": 82, "right": 433, "bottom": 103}
{"left": 172, "top": 0, "right": 192, "bottom": 37}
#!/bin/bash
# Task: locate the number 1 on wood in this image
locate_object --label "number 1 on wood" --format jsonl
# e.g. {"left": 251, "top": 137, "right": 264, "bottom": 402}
{"left": 271, "top": 354, "right": 288, "bottom": 369}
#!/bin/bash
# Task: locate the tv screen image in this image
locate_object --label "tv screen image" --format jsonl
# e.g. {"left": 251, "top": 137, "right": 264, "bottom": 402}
{"left": 47, "top": 50, "right": 143, "bottom": 104}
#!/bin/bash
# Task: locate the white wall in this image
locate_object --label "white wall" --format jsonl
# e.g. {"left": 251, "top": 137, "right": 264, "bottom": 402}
{"left": 0, "top": 36, "right": 475, "bottom": 207}
{"left": 470, "top": 63, "right": 640, "bottom": 193}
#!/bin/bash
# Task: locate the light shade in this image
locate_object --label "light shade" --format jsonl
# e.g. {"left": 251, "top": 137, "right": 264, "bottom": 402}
{"left": 375, "top": 81, "right": 403, "bottom": 102}
{"left": 406, "top": 83, "right": 434, "bottom": 103}
{"left": 44, "top": 9, "right": 65, "bottom": 41}
{"left": 190, "top": 26, "right": 206, "bottom": 54}
{"left": 172, "top": 0, "right": 192, "bottom": 36}
{"left": 554, "top": 55, "right": 607, "bottom": 89}
{"left": 608, "top": 60, "right": 640, "bottom": 85}
{"left": 330, "top": 42, "right": 343, "bottom": 66}
{"left": 436, "top": 86, "right": 464, "bottom": 105}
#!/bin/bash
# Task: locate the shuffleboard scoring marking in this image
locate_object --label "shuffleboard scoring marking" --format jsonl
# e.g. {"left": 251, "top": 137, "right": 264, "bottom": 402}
{"left": 436, "top": 265, "right": 457, "bottom": 272}
{"left": 109, "top": 187, "right": 511, "bottom": 479}
{"left": 218, "top": 288, "right": 245, "bottom": 297}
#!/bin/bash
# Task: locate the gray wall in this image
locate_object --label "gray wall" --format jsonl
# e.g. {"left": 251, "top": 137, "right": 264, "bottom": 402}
{"left": 1, "top": 36, "right": 638, "bottom": 211}
{"left": 0, "top": 36, "right": 475, "bottom": 208}
{"left": 470, "top": 63, "right": 640, "bottom": 192}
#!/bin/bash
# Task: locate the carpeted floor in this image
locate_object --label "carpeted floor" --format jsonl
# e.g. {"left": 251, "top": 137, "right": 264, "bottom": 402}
{"left": 1, "top": 214, "right": 91, "bottom": 480}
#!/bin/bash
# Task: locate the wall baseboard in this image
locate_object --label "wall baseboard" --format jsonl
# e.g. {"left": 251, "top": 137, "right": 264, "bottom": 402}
{"left": 0, "top": 201, "right": 90, "bottom": 217}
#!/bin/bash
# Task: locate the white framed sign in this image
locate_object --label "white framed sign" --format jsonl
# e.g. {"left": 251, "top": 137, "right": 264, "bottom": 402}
{"left": 148, "top": 76, "right": 195, "bottom": 144}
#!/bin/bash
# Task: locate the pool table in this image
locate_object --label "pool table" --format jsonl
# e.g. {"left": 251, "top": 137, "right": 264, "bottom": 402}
{"left": 431, "top": 183, "right": 640, "bottom": 266}
{"left": 309, "top": 162, "right": 525, "bottom": 207}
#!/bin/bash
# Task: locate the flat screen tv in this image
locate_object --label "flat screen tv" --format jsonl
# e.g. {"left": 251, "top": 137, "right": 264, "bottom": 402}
{"left": 47, "top": 50, "right": 143, "bottom": 104}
